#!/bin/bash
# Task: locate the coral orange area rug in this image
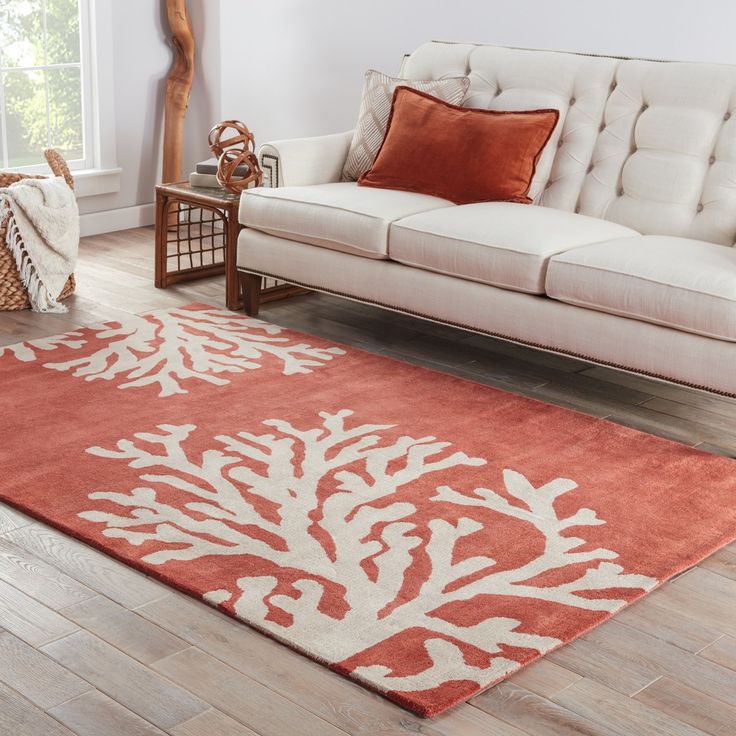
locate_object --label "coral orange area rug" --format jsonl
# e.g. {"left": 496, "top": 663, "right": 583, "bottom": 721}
{"left": 1, "top": 303, "right": 735, "bottom": 716}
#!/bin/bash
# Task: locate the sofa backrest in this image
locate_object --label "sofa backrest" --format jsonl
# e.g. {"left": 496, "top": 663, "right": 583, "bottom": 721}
{"left": 402, "top": 41, "right": 736, "bottom": 246}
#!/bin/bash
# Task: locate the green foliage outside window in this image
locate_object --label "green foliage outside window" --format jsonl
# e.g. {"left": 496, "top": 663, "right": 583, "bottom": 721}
{"left": 0, "top": 0, "right": 83, "bottom": 167}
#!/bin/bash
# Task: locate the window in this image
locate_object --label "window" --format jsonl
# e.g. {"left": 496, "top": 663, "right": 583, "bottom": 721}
{"left": 0, "top": 0, "right": 92, "bottom": 171}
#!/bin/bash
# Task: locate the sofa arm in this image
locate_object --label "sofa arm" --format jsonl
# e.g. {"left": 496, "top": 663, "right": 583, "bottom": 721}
{"left": 258, "top": 130, "right": 353, "bottom": 188}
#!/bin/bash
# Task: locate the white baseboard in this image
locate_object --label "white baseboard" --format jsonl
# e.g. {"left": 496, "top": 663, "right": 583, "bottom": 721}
{"left": 80, "top": 203, "right": 155, "bottom": 237}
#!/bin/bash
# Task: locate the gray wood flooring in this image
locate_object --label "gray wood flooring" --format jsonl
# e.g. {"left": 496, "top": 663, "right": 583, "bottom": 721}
{"left": 0, "top": 226, "right": 735, "bottom": 735}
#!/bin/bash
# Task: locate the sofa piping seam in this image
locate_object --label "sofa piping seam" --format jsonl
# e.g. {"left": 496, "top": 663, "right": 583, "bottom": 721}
{"left": 248, "top": 225, "right": 387, "bottom": 259}
{"left": 387, "top": 253, "right": 543, "bottom": 294}
{"left": 391, "top": 223, "right": 639, "bottom": 256}
{"left": 243, "top": 190, "right": 453, "bottom": 222}
{"left": 549, "top": 260, "right": 736, "bottom": 303}
{"left": 548, "top": 293, "right": 735, "bottom": 342}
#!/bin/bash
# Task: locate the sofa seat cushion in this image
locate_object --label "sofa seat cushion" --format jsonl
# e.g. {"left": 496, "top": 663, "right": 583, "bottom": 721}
{"left": 389, "top": 202, "right": 638, "bottom": 293}
{"left": 240, "top": 182, "right": 453, "bottom": 259}
{"left": 546, "top": 235, "right": 736, "bottom": 341}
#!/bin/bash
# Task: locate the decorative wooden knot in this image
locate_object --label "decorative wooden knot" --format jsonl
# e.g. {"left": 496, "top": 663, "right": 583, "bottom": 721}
{"left": 208, "top": 120, "right": 263, "bottom": 193}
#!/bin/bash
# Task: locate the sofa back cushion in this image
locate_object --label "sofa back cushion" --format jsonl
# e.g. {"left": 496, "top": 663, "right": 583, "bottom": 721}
{"left": 402, "top": 43, "right": 618, "bottom": 212}
{"left": 401, "top": 41, "right": 736, "bottom": 245}
{"left": 580, "top": 61, "right": 736, "bottom": 246}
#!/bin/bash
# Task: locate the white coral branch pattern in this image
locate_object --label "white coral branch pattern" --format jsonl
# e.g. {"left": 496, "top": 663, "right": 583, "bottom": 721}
{"left": 0, "top": 331, "right": 85, "bottom": 362}
{"left": 0, "top": 307, "right": 345, "bottom": 396}
{"left": 79, "top": 410, "right": 657, "bottom": 699}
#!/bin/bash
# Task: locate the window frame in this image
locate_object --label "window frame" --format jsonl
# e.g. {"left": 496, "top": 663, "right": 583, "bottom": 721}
{"left": 0, "top": 0, "right": 120, "bottom": 197}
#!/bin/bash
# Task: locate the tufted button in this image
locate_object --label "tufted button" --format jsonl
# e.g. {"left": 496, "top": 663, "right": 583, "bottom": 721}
{"left": 725, "top": 111, "right": 732, "bottom": 121}
{"left": 617, "top": 187, "right": 625, "bottom": 197}
{"left": 599, "top": 122, "right": 606, "bottom": 132}
{"left": 641, "top": 103, "right": 649, "bottom": 111}
{"left": 569, "top": 96, "right": 576, "bottom": 105}
{"left": 697, "top": 203, "right": 704, "bottom": 213}
{"left": 575, "top": 205, "right": 581, "bottom": 214}
{"left": 610, "top": 81, "right": 617, "bottom": 92}
{"left": 587, "top": 163, "right": 594, "bottom": 173}
{"left": 709, "top": 155, "right": 716, "bottom": 165}
{"left": 557, "top": 139, "right": 564, "bottom": 148}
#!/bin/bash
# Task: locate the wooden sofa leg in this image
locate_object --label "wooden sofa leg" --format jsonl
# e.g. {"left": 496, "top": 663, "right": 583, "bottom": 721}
{"left": 239, "top": 271, "right": 262, "bottom": 316}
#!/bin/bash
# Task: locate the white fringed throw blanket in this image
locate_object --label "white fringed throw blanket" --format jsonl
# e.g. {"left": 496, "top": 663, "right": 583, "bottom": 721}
{"left": 1, "top": 176, "right": 79, "bottom": 312}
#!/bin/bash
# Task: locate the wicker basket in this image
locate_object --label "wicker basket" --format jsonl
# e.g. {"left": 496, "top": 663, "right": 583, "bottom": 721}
{"left": 0, "top": 149, "right": 76, "bottom": 311}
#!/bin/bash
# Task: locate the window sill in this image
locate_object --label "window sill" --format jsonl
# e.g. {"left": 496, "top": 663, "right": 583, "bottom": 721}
{"left": 73, "top": 167, "right": 122, "bottom": 198}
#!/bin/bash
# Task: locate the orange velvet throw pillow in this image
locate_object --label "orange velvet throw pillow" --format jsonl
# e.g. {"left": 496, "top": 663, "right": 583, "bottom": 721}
{"left": 358, "top": 86, "right": 559, "bottom": 204}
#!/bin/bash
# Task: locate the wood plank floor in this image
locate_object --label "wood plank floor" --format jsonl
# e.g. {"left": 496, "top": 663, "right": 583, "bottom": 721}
{"left": 1, "top": 226, "right": 735, "bottom": 736}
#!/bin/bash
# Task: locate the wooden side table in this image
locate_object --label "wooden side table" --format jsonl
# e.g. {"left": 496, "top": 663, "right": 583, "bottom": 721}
{"left": 155, "top": 182, "right": 307, "bottom": 310}
{"left": 155, "top": 182, "right": 242, "bottom": 309}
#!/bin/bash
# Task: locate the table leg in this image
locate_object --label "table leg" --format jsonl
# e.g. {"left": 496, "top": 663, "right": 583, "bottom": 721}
{"left": 154, "top": 193, "right": 170, "bottom": 288}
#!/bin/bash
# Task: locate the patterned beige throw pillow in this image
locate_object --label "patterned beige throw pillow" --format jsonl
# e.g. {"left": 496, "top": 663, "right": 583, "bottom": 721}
{"left": 341, "top": 70, "right": 470, "bottom": 181}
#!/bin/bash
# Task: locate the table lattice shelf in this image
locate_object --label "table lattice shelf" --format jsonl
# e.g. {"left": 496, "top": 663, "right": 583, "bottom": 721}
{"left": 154, "top": 182, "right": 304, "bottom": 310}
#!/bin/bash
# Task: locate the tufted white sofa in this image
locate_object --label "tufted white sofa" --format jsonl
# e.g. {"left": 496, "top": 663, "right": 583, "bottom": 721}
{"left": 237, "top": 41, "right": 736, "bottom": 397}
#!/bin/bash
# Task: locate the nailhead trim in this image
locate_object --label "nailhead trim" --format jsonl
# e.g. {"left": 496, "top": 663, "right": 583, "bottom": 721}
{"left": 238, "top": 267, "right": 736, "bottom": 398}
{"left": 260, "top": 153, "right": 280, "bottom": 189}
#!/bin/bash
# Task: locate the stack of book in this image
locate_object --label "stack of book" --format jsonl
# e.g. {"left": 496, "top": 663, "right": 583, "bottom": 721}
{"left": 189, "top": 158, "right": 250, "bottom": 189}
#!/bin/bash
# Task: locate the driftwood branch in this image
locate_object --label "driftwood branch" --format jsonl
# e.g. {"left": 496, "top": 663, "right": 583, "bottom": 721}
{"left": 162, "top": 0, "right": 195, "bottom": 184}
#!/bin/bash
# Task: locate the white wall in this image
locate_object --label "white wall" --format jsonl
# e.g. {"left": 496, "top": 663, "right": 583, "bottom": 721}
{"left": 217, "top": 0, "right": 736, "bottom": 146}
{"left": 79, "top": 0, "right": 219, "bottom": 227}
{"left": 79, "top": 0, "right": 166, "bottom": 218}
{"left": 84, "top": 0, "right": 736, "bottom": 230}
